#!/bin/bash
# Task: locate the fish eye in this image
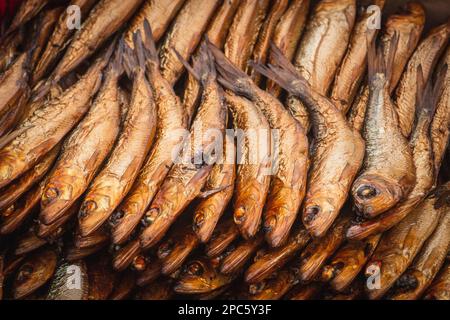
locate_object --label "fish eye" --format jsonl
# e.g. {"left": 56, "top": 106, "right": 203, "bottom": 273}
{"left": 304, "top": 206, "right": 321, "bottom": 223}
{"left": 187, "top": 262, "right": 204, "bottom": 276}
{"left": 193, "top": 213, "right": 205, "bottom": 230}
{"left": 109, "top": 210, "right": 125, "bottom": 226}
{"left": 234, "top": 207, "right": 246, "bottom": 224}
{"left": 17, "top": 264, "right": 34, "bottom": 281}
{"left": 79, "top": 200, "right": 97, "bottom": 218}
{"left": 158, "top": 240, "right": 174, "bottom": 258}
{"left": 356, "top": 185, "right": 379, "bottom": 199}
{"left": 44, "top": 187, "right": 60, "bottom": 201}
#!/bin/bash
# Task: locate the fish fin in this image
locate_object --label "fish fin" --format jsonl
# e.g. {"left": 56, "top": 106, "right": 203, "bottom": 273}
{"left": 250, "top": 43, "right": 311, "bottom": 99}
{"left": 120, "top": 158, "right": 141, "bottom": 183}
{"left": 122, "top": 41, "right": 138, "bottom": 79}
{"left": 28, "top": 139, "right": 57, "bottom": 157}
{"left": 367, "top": 31, "right": 399, "bottom": 84}
{"left": 198, "top": 184, "right": 231, "bottom": 199}
{"left": 107, "top": 36, "right": 124, "bottom": 76}
{"left": 142, "top": 19, "right": 160, "bottom": 67}
{"left": 133, "top": 30, "right": 146, "bottom": 72}
{"left": 85, "top": 150, "right": 101, "bottom": 173}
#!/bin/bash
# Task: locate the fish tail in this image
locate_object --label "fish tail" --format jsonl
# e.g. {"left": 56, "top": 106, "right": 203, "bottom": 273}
{"left": 251, "top": 43, "right": 311, "bottom": 99}
{"left": 368, "top": 31, "right": 399, "bottom": 84}
{"left": 122, "top": 41, "right": 138, "bottom": 79}
{"left": 133, "top": 30, "right": 146, "bottom": 72}
{"left": 142, "top": 19, "right": 160, "bottom": 67}
{"left": 108, "top": 36, "right": 125, "bottom": 77}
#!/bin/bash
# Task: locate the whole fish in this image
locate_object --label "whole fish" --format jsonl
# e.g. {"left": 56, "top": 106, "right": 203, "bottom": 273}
{"left": 220, "top": 233, "right": 264, "bottom": 275}
{"left": 266, "top": 0, "right": 310, "bottom": 97}
{"left": 158, "top": 0, "right": 221, "bottom": 84}
{"left": 139, "top": 42, "right": 226, "bottom": 250}
{"left": 423, "top": 262, "right": 450, "bottom": 300}
{"left": 0, "top": 45, "right": 113, "bottom": 189}
{"left": 46, "top": 261, "right": 89, "bottom": 300}
{"left": 211, "top": 43, "right": 309, "bottom": 247}
{"left": 13, "top": 248, "right": 57, "bottom": 299}
{"left": 125, "top": 0, "right": 185, "bottom": 46}
{"left": 245, "top": 226, "right": 310, "bottom": 284}
{"left": 389, "top": 197, "right": 450, "bottom": 300}
{"left": 394, "top": 22, "right": 450, "bottom": 137}
{"left": 32, "top": 0, "right": 99, "bottom": 83}
{"left": 0, "top": 145, "right": 59, "bottom": 211}
{"left": 182, "top": 0, "right": 241, "bottom": 124}
{"left": 347, "top": 3, "right": 425, "bottom": 132}
{"left": 40, "top": 43, "right": 123, "bottom": 226}
{"left": 431, "top": 46, "right": 450, "bottom": 180}
{"left": 224, "top": 0, "right": 270, "bottom": 73}
{"left": 110, "top": 23, "right": 187, "bottom": 245}
{"left": 249, "top": 0, "right": 288, "bottom": 85}
{"left": 347, "top": 65, "right": 445, "bottom": 239}
{"left": 79, "top": 34, "right": 157, "bottom": 237}
{"left": 253, "top": 46, "right": 364, "bottom": 237}
{"left": 46, "top": 0, "right": 142, "bottom": 85}
{"left": 287, "top": 0, "right": 356, "bottom": 130}
{"left": 320, "top": 234, "right": 381, "bottom": 292}
{"left": 330, "top": 0, "right": 386, "bottom": 113}
{"left": 204, "top": 218, "right": 240, "bottom": 258}
{"left": 5, "top": 0, "right": 48, "bottom": 35}
{"left": 192, "top": 134, "right": 235, "bottom": 243}
{"left": 364, "top": 192, "right": 443, "bottom": 300}
{"left": 86, "top": 253, "right": 117, "bottom": 300}
{"left": 351, "top": 34, "right": 416, "bottom": 218}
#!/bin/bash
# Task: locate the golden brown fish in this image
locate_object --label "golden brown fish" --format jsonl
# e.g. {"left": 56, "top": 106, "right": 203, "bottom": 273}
{"left": 32, "top": 0, "right": 98, "bottom": 83}
{"left": 65, "top": 242, "right": 106, "bottom": 262}
{"left": 112, "top": 239, "right": 142, "bottom": 272}
{"left": 364, "top": 192, "right": 443, "bottom": 300}
{"left": 320, "top": 234, "right": 381, "bottom": 292}
{"left": 47, "top": 0, "right": 142, "bottom": 84}
{"left": 245, "top": 226, "right": 310, "bottom": 284}
{"left": 5, "top": 0, "right": 48, "bottom": 35}
{"left": 139, "top": 42, "right": 226, "bottom": 250}
{"left": 220, "top": 233, "right": 264, "bottom": 275}
{"left": 74, "top": 227, "right": 109, "bottom": 249}
{"left": 125, "top": 0, "right": 185, "bottom": 46}
{"left": 253, "top": 46, "right": 364, "bottom": 237}
{"left": 158, "top": 0, "right": 221, "bottom": 84}
{"left": 78, "top": 35, "right": 157, "bottom": 237}
{"left": 13, "top": 248, "right": 57, "bottom": 299}
{"left": 12, "top": 228, "right": 47, "bottom": 256}
{"left": 287, "top": 0, "right": 356, "bottom": 130}
{"left": 0, "top": 145, "right": 58, "bottom": 211}
{"left": 394, "top": 22, "right": 450, "bottom": 137}
{"left": 347, "top": 66, "right": 445, "bottom": 239}
{"left": 110, "top": 24, "right": 188, "bottom": 245}
{"left": 347, "top": 3, "right": 425, "bottom": 132}
{"left": 423, "top": 262, "right": 450, "bottom": 300}
{"left": 37, "top": 201, "right": 79, "bottom": 239}
{"left": 249, "top": 0, "right": 288, "bottom": 85}
{"left": 224, "top": 0, "right": 269, "bottom": 73}
{"left": 389, "top": 198, "right": 450, "bottom": 300}
{"left": 204, "top": 217, "right": 240, "bottom": 258}
{"left": 351, "top": 34, "right": 416, "bottom": 218}
{"left": 330, "top": 0, "right": 386, "bottom": 113}
{"left": 0, "top": 45, "right": 113, "bottom": 189}
{"left": 192, "top": 134, "right": 235, "bottom": 243}
{"left": 182, "top": 0, "right": 241, "bottom": 124}
{"left": 266, "top": 0, "right": 310, "bottom": 97}
{"left": 40, "top": 46, "right": 123, "bottom": 226}
{"left": 211, "top": 43, "right": 309, "bottom": 247}
{"left": 223, "top": 91, "right": 271, "bottom": 239}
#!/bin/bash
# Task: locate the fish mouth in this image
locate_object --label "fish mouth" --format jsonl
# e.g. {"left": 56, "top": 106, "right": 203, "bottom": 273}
{"left": 264, "top": 211, "right": 295, "bottom": 248}
{"left": 352, "top": 175, "right": 402, "bottom": 218}
{"left": 302, "top": 200, "right": 337, "bottom": 238}
{"left": 234, "top": 203, "right": 263, "bottom": 240}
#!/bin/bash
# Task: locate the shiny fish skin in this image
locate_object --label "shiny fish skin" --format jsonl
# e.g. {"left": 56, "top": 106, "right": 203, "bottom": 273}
{"left": 79, "top": 36, "right": 157, "bottom": 237}
{"left": 13, "top": 248, "right": 57, "bottom": 300}
{"left": 394, "top": 22, "right": 450, "bottom": 138}
{"left": 249, "top": 0, "right": 288, "bottom": 85}
{"left": 244, "top": 226, "right": 310, "bottom": 284}
{"left": 223, "top": 92, "right": 271, "bottom": 239}
{"left": 389, "top": 198, "right": 450, "bottom": 300}
{"left": 139, "top": 42, "right": 226, "bottom": 250}
{"left": 287, "top": 0, "right": 356, "bottom": 130}
{"left": 125, "top": 0, "right": 185, "bottom": 46}
{"left": 111, "top": 25, "right": 188, "bottom": 245}
{"left": 211, "top": 43, "right": 309, "bottom": 247}
{"left": 347, "top": 4, "right": 425, "bottom": 133}
{"left": 48, "top": 0, "right": 142, "bottom": 83}
{"left": 220, "top": 233, "right": 264, "bottom": 275}
{"left": 347, "top": 67, "right": 442, "bottom": 239}
{"left": 320, "top": 234, "right": 381, "bottom": 292}
{"left": 205, "top": 218, "right": 240, "bottom": 258}
{"left": 423, "top": 262, "right": 450, "bottom": 300}
{"left": 193, "top": 134, "right": 236, "bottom": 243}
{"left": 330, "top": 0, "right": 386, "bottom": 113}
{"left": 0, "top": 46, "right": 112, "bottom": 189}
{"left": 253, "top": 46, "right": 364, "bottom": 237}
{"left": 364, "top": 193, "right": 443, "bottom": 300}
{"left": 46, "top": 261, "right": 89, "bottom": 300}
{"left": 158, "top": 0, "right": 221, "bottom": 84}
{"left": 224, "top": 0, "right": 270, "bottom": 72}
{"left": 182, "top": 0, "right": 241, "bottom": 124}
{"left": 0, "top": 145, "right": 58, "bottom": 211}
{"left": 0, "top": 251, "right": 4, "bottom": 299}
{"left": 33, "top": 0, "right": 99, "bottom": 83}
{"left": 13, "top": 229, "right": 47, "bottom": 256}
{"left": 37, "top": 201, "right": 79, "bottom": 239}
{"left": 40, "top": 47, "right": 123, "bottom": 226}
{"left": 266, "top": 0, "right": 310, "bottom": 97}
{"left": 351, "top": 35, "right": 416, "bottom": 219}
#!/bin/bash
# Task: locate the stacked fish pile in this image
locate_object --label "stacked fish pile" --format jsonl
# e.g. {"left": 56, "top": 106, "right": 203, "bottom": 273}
{"left": 0, "top": 0, "right": 449, "bottom": 300}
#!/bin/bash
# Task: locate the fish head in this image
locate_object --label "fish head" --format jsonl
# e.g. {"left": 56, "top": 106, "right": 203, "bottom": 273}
{"left": 352, "top": 175, "right": 403, "bottom": 217}
{"left": 174, "top": 258, "right": 220, "bottom": 294}
{"left": 302, "top": 197, "right": 338, "bottom": 237}
{"left": 78, "top": 194, "right": 112, "bottom": 236}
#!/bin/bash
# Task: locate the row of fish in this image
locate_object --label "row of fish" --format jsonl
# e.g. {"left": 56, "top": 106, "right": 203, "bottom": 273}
{"left": 0, "top": 0, "right": 449, "bottom": 300}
